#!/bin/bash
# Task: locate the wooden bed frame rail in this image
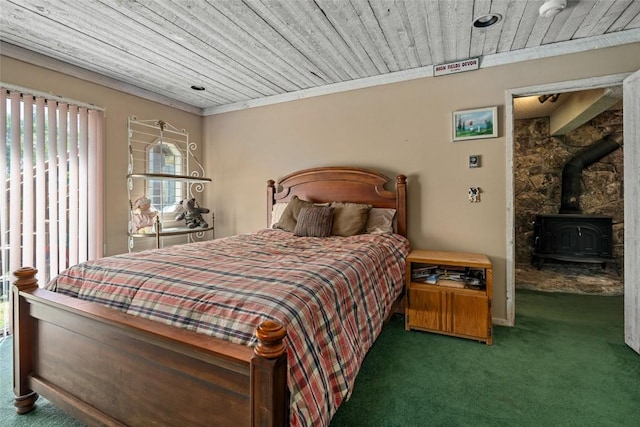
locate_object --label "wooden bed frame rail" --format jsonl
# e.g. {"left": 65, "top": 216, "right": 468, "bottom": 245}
{"left": 12, "top": 267, "right": 288, "bottom": 426}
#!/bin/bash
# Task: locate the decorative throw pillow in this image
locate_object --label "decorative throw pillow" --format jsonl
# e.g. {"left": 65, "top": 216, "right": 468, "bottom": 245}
{"left": 365, "top": 208, "right": 396, "bottom": 234}
{"left": 294, "top": 206, "right": 334, "bottom": 237}
{"left": 270, "top": 202, "right": 289, "bottom": 228}
{"left": 274, "top": 196, "right": 315, "bottom": 232}
{"left": 330, "top": 202, "right": 372, "bottom": 237}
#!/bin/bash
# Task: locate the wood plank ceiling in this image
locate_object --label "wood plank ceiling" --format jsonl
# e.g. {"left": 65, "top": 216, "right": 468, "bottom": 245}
{"left": 1, "top": 0, "right": 639, "bottom": 114}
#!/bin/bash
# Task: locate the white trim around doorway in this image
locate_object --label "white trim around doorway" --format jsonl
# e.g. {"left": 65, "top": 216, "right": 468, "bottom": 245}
{"left": 503, "top": 73, "right": 632, "bottom": 327}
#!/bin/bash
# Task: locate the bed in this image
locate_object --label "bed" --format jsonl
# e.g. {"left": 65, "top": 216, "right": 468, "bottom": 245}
{"left": 12, "top": 166, "right": 409, "bottom": 426}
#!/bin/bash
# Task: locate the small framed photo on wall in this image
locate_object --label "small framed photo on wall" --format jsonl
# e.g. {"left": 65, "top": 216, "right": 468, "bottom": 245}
{"left": 452, "top": 106, "right": 498, "bottom": 141}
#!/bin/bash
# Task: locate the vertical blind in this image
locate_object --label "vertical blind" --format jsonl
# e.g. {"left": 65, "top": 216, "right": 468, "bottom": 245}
{"left": 1, "top": 88, "right": 104, "bottom": 298}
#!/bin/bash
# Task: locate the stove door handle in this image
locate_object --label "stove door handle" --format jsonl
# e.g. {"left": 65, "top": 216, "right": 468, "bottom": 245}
{"left": 577, "top": 226, "right": 582, "bottom": 237}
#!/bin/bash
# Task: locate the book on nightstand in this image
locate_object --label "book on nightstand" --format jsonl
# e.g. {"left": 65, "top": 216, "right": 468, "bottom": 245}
{"left": 412, "top": 273, "right": 440, "bottom": 284}
{"left": 411, "top": 265, "right": 439, "bottom": 279}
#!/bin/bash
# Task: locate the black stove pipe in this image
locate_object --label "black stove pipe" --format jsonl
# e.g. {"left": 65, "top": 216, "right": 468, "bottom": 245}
{"left": 559, "top": 133, "right": 622, "bottom": 214}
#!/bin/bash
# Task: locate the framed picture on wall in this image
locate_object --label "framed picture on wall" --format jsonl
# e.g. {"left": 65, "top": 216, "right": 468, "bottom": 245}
{"left": 452, "top": 106, "right": 498, "bottom": 141}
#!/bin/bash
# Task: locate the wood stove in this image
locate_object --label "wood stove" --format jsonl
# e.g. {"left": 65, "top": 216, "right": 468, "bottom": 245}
{"left": 532, "top": 214, "right": 616, "bottom": 271}
{"left": 531, "top": 133, "right": 622, "bottom": 273}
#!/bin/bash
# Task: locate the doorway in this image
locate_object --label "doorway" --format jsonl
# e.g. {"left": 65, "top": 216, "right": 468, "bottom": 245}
{"left": 512, "top": 89, "right": 624, "bottom": 295}
{"left": 504, "top": 73, "right": 636, "bottom": 328}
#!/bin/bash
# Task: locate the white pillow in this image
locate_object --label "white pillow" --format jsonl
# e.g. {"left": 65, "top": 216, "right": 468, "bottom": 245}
{"left": 270, "top": 202, "right": 289, "bottom": 228}
{"left": 365, "top": 208, "right": 396, "bottom": 234}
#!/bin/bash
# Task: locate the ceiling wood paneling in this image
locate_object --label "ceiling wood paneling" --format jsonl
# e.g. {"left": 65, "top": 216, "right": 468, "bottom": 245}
{"left": 1, "top": 0, "right": 639, "bottom": 114}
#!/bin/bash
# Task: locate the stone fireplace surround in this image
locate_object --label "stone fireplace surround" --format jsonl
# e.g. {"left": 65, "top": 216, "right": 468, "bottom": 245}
{"left": 513, "top": 108, "right": 624, "bottom": 295}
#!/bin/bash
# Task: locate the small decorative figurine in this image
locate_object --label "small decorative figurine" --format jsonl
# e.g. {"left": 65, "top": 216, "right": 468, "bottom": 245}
{"left": 131, "top": 196, "right": 158, "bottom": 233}
{"left": 176, "top": 198, "right": 210, "bottom": 228}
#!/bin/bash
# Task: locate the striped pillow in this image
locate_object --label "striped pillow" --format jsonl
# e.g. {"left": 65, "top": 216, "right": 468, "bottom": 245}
{"left": 274, "top": 196, "right": 315, "bottom": 232}
{"left": 294, "top": 206, "right": 334, "bottom": 237}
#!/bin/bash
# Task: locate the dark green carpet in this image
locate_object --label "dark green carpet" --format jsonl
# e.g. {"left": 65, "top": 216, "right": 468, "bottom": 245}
{"left": 1, "top": 290, "right": 638, "bottom": 426}
{"left": 331, "top": 290, "right": 638, "bottom": 426}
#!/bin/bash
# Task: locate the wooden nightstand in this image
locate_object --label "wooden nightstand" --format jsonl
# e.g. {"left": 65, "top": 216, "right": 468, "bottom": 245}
{"left": 405, "top": 249, "right": 493, "bottom": 345}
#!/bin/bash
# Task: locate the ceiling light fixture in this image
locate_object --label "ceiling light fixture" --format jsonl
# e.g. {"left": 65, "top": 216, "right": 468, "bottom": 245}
{"left": 191, "top": 85, "right": 205, "bottom": 91}
{"left": 472, "top": 13, "right": 502, "bottom": 28}
{"left": 539, "top": 0, "right": 567, "bottom": 18}
{"left": 538, "top": 93, "right": 561, "bottom": 104}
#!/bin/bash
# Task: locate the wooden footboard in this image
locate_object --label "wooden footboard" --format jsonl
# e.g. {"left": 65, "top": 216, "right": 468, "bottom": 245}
{"left": 12, "top": 267, "right": 289, "bottom": 427}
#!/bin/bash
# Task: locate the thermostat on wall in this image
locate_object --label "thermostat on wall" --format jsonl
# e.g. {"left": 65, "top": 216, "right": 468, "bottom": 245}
{"left": 469, "top": 155, "right": 481, "bottom": 168}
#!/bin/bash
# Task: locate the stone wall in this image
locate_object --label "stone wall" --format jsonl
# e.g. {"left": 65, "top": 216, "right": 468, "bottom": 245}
{"left": 513, "top": 107, "right": 624, "bottom": 292}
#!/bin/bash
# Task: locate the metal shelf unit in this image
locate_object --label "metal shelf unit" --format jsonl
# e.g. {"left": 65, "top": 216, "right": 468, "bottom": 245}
{"left": 127, "top": 116, "right": 213, "bottom": 251}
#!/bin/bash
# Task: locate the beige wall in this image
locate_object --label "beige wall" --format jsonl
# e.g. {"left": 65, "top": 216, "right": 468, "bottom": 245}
{"left": 1, "top": 56, "right": 202, "bottom": 256}
{"left": 2, "top": 43, "right": 639, "bottom": 322}
{"left": 203, "top": 43, "right": 640, "bottom": 322}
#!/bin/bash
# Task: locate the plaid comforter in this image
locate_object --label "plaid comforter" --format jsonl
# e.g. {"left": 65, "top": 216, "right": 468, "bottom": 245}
{"left": 47, "top": 229, "right": 410, "bottom": 426}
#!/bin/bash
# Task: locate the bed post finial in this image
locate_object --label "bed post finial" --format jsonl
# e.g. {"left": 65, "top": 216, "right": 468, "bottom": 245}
{"left": 13, "top": 267, "right": 38, "bottom": 291}
{"left": 254, "top": 320, "right": 286, "bottom": 358}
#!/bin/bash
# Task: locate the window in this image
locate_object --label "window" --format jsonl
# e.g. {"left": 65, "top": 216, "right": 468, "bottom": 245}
{"left": 147, "top": 140, "right": 183, "bottom": 213}
{"left": 1, "top": 87, "right": 104, "bottom": 337}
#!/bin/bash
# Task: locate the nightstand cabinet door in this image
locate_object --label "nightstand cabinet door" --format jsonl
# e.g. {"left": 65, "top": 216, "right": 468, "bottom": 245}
{"left": 451, "top": 292, "right": 489, "bottom": 338}
{"left": 407, "top": 286, "right": 441, "bottom": 331}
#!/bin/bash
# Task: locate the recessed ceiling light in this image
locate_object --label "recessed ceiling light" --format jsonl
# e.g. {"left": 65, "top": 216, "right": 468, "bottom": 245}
{"left": 191, "top": 85, "right": 205, "bottom": 91}
{"left": 473, "top": 13, "right": 502, "bottom": 28}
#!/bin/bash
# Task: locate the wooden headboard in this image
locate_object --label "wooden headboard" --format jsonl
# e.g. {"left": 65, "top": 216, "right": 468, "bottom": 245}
{"left": 267, "top": 166, "right": 407, "bottom": 237}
